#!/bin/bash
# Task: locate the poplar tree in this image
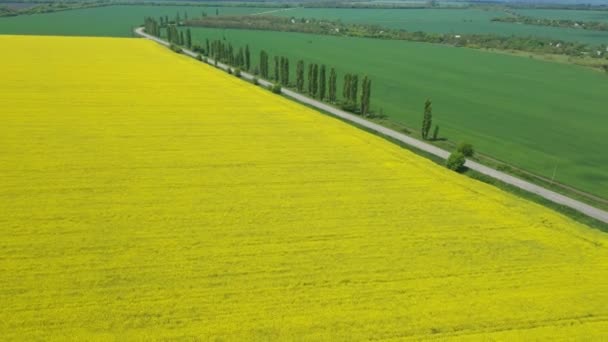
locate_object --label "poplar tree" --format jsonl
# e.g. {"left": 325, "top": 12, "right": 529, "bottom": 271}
{"left": 296, "top": 60, "right": 305, "bottom": 92}
{"left": 228, "top": 43, "right": 234, "bottom": 64}
{"left": 279, "top": 57, "right": 285, "bottom": 84}
{"left": 206, "top": 39, "right": 210, "bottom": 55}
{"left": 319, "top": 65, "right": 326, "bottom": 101}
{"left": 361, "top": 76, "right": 372, "bottom": 116}
{"left": 329, "top": 68, "right": 337, "bottom": 102}
{"left": 259, "top": 51, "right": 269, "bottom": 78}
{"left": 274, "top": 56, "right": 280, "bottom": 81}
{"left": 283, "top": 58, "right": 289, "bottom": 85}
{"left": 311, "top": 64, "right": 318, "bottom": 97}
{"left": 179, "top": 31, "right": 184, "bottom": 46}
{"left": 308, "top": 64, "right": 314, "bottom": 94}
{"left": 245, "top": 45, "right": 250, "bottom": 71}
{"left": 421, "top": 99, "right": 433, "bottom": 140}
{"left": 350, "top": 74, "right": 358, "bottom": 105}
{"left": 432, "top": 125, "right": 439, "bottom": 140}
{"left": 186, "top": 28, "right": 192, "bottom": 48}
{"left": 343, "top": 74, "right": 352, "bottom": 101}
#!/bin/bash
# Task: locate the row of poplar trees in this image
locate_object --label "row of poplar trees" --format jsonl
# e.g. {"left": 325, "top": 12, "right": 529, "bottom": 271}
{"left": 207, "top": 39, "right": 251, "bottom": 71}
{"left": 143, "top": 17, "right": 193, "bottom": 49}
{"left": 259, "top": 51, "right": 372, "bottom": 116}
{"left": 143, "top": 17, "right": 373, "bottom": 116}
{"left": 166, "top": 26, "right": 192, "bottom": 48}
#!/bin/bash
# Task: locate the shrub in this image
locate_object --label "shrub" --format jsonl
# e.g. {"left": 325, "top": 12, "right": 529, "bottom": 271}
{"left": 196, "top": 54, "right": 202, "bottom": 61}
{"left": 227, "top": 68, "right": 233, "bottom": 75}
{"left": 340, "top": 101, "right": 357, "bottom": 113}
{"left": 457, "top": 142, "right": 474, "bottom": 157}
{"left": 253, "top": 77, "right": 259, "bottom": 85}
{"left": 446, "top": 152, "right": 466, "bottom": 172}
{"left": 234, "top": 68, "right": 241, "bottom": 78}
{"left": 271, "top": 84, "right": 282, "bottom": 94}
{"left": 169, "top": 44, "right": 182, "bottom": 54}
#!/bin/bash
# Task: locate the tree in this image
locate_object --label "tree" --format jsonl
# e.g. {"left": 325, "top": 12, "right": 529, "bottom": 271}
{"left": 216, "top": 8, "right": 219, "bottom": 16}
{"left": 279, "top": 57, "right": 285, "bottom": 84}
{"left": 206, "top": 39, "right": 210, "bottom": 55}
{"left": 446, "top": 152, "right": 466, "bottom": 171}
{"left": 312, "top": 64, "right": 319, "bottom": 97}
{"left": 186, "top": 28, "right": 192, "bottom": 48}
{"left": 329, "top": 68, "right": 337, "bottom": 102}
{"left": 432, "top": 125, "right": 439, "bottom": 140}
{"left": 319, "top": 65, "right": 326, "bottom": 101}
{"left": 274, "top": 56, "right": 280, "bottom": 81}
{"left": 421, "top": 99, "right": 432, "bottom": 140}
{"left": 245, "top": 45, "right": 251, "bottom": 71}
{"left": 282, "top": 57, "right": 289, "bottom": 85}
{"left": 179, "top": 31, "right": 184, "bottom": 46}
{"left": 360, "top": 76, "right": 372, "bottom": 116}
{"left": 296, "top": 60, "right": 305, "bottom": 92}
{"left": 176, "top": 12, "right": 181, "bottom": 24}
{"left": 259, "top": 51, "right": 269, "bottom": 78}
{"left": 236, "top": 47, "right": 244, "bottom": 67}
{"left": 457, "top": 142, "right": 474, "bottom": 157}
{"left": 343, "top": 74, "right": 352, "bottom": 101}
{"left": 350, "top": 74, "right": 358, "bottom": 105}
{"left": 308, "top": 64, "right": 314, "bottom": 94}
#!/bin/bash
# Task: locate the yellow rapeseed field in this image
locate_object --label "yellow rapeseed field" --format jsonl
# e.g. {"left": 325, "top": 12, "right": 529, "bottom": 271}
{"left": 0, "top": 35, "right": 607, "bottom": 340}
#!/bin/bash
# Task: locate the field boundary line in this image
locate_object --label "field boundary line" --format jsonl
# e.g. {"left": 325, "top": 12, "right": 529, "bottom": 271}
{"left": 134, "top": 27, "right": 608, "bottom": 225}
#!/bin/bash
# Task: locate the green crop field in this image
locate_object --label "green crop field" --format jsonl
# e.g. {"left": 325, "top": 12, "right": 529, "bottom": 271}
{"left": 187, "top": 27, "right": 608, "bottom": 198}
{"left": 516, "top": 9, "right": 608, "bottom": 22}
{"left": 274, "top": 8, "right": 608, "bottom": 45}
{"left": 0, "top": 5, "right": 265, "bottom": 37}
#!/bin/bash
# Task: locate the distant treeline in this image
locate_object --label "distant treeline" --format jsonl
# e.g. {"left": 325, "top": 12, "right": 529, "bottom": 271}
{"left": 0, "top": 1, "right": 108, "bottom": 17}
{"left": 503, "top": 3, "right": 608, "bottom": 11}
{"left": 186, "top": 15, "right": 608, "bottom": 59}
{"left": 492, "top": 14, "right": 608, "bottom": 32}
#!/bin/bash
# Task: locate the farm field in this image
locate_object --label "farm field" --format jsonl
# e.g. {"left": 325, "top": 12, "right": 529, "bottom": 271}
{"left": 274, "top": 8, "right": 608, "bottom": 45}
{"left": 187, "top": 27, "right": 608, "bottom": 198}
{"left": 2, "top": 34, "right": 608, "bottom": 340}
{"left": 0, "top": 5, "right": 265, "bottom": 37}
